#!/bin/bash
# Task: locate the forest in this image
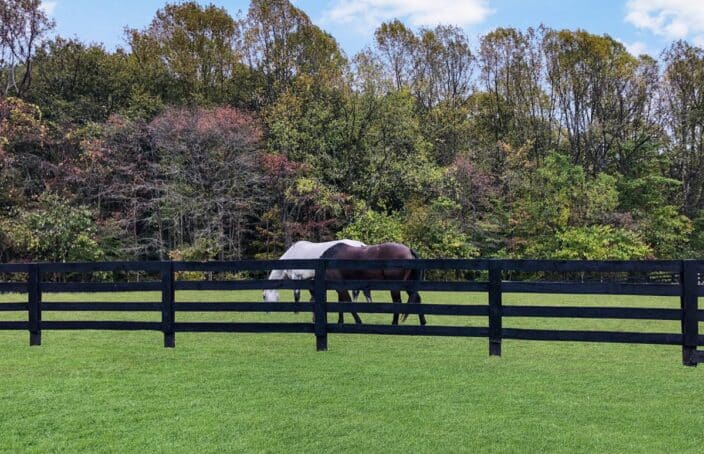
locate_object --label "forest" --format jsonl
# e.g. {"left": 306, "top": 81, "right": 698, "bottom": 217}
{"left": 1, "top": 0, "right": 704, "bottom": 263}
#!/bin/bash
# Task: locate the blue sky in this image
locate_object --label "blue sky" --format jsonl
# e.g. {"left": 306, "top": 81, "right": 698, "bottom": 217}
{"left": 41, "top": 1, "right": 704, "bottom": 58}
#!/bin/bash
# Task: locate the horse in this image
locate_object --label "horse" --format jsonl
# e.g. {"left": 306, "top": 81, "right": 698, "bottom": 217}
{"left": 262, "top": 240, "right": 372, "bottom": 307}
{"left": 320, "top": 242, "right": 426, "bottom": 326}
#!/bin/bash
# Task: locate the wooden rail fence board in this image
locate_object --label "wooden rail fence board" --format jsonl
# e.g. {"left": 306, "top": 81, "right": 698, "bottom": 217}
{"left": 0, "top": 283, "right": 28, "bottom": 293}
{"left": 0, "top": 259, "right": 701, "bottom": 366}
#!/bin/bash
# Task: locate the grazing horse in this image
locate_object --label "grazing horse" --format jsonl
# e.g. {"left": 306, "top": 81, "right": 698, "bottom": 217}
{"left": 320, "top": 242, "right": 426, "bottom": 325}
{"left": 262, "top": 240, "right": 372, "bottom": 305}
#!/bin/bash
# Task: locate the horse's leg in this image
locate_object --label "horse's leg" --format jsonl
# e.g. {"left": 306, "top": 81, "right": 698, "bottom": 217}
{"left": 364, "top": 290, "right": 372, "bottom": 303}
{"left": 337, "top": 290, "right": 350, "bottom": 324}
{"left": 391, "top": 290, "right": 402, "bottom": 325}
{"left": 294, "top": 288, "right": 301, "bottom": 315}
{"left": 350, "top": 289, "right": 363, "bottom": 324}
{"left": 407, "top": 290, "right": 426, "bottom": 325}
{"left": 351, "top": 306, "right": 363, "bottom": 324}
{"left": 350, "top": 289, "right": 367, "bottom": 324}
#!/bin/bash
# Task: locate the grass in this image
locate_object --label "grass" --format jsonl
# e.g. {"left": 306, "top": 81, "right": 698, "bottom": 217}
{"left": 0, "top": 289, "right": 702, "bottom": 453}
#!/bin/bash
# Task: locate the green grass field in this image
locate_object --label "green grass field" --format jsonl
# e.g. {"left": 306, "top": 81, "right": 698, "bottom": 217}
{"left": 0, "top": 290, "right": 702, "bottom": 453}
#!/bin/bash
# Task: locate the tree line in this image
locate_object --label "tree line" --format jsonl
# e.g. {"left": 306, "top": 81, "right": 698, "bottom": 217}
{"left": 1, "top": 0, "right": 704, "bottom": 263}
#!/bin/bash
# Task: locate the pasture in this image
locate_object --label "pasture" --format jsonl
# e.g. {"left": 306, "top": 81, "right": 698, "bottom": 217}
{"left": 0, "top": 289, "right": 702, "bottom": 452}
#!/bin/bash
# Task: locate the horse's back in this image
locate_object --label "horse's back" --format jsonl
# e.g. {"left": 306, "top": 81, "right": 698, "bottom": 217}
{"left": 368, "top": 242, "right": 414, "bottom": 260}
{"left": 322, "top": 242, "right": 414, "bottom": 260}
{"left": 281, "top": 239, "right": 366, "bottom": 260}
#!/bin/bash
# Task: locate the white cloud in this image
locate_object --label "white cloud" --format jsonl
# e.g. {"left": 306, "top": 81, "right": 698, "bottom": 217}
{"left": 322, "top": 0, "right": 493, "bottom": 33}
{"left": 40, "top": 1, "right": 57, "bottom": 16}
{"left": 625, "top": 0, "right": 704, "bottom": 40}
{"left": 619, "top": 39, "right": 650, "bottom": 56}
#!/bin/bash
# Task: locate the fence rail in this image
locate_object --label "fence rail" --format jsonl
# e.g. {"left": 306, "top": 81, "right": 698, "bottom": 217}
{"left": 0, "top": 259, "right": 702, "bottom": 366}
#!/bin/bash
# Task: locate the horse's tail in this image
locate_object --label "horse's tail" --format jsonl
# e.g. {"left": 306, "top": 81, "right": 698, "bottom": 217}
{"left": 402, "top": 248, "right": 423, "bottom": 322}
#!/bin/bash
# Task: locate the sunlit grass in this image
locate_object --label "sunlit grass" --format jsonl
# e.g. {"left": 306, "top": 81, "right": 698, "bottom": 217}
{"left": 0, "top": 290, "right": 702, "bottom": 452}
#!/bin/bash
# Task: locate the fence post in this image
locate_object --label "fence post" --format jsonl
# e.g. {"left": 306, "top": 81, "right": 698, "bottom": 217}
{"left": 681, "top": 260, "right": 699, "bottom": 366}
{"left": 28, "top": 264, "right": 41, "bottom": 346}
{"left": 313, "top": 260, "right": 328, "bottom": 351}
{"left": 161, "top": 261, "right": 175, "bottom": 348}
{"left": 488, "top": 260, "right": 502, "bottom": 356}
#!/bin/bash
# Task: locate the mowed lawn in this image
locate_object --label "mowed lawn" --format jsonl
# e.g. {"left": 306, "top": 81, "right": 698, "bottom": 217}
{"left": 0, "top": 289, "right": 702, "bottom": 453}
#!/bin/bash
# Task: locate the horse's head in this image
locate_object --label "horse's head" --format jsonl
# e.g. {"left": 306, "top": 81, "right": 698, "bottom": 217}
{"left": 262, "top": 289, "right": 280, "bottom": 302}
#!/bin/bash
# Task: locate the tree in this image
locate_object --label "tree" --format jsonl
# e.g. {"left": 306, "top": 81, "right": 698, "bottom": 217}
{"left": 479, "top": 27, "right": 556, "bottom": 158}
{"left": 352, "top": 89, "right": 438, "bottom": 211}
{"left": 259, "top": 152, "right": 304, "bottom": 249}
{"left": 506, "top": 151, "right": 628, "bottom": 256}
{"left": 27, "top": 38, "right": 133, "bottom": 123}
{"left": 1, "top": 192, "right": 104, "bottom": 262}
{"left": 374, "top": 19, "right": 417, "bottom": 91}
{"left": 339, "top": 198, "right": 478, "bottom": 259}
{"left": 71, "top": 115, "right": 162, "bottom": 259}
{"left": 338, "top": 208, "right": 405, "bottom": 245}
{"left": 127, "top": 2, "right": 242, "bottom": 105}
{"left": 524, "top": 225, "right": 651, "bottom": 260}
{"left": 0, "top": 0, "right": 54, "bottom": 96}
{"left": 0, "top": 96, "right": 48, "bottom": 210}
{"left": 243, "top": 0, "right": 345, "bottom": 103}
{"left": 149, "top": 106, "right": 264, "bottom": 260}
{"left": 415, "top": 25, "right": 474, "bottom": 109}
{"left": 638, "top": 206, "right": 692, "bottom": 258}
{"left": 543, "top": 29, "right": 659, "bottom": 174}
{"left": 661, "top": 41, "right": 704, "bottom": 216}
{"left": 443, "top": 154, "right": 504, "bottom": 252}
{"left": 415, "top": 25, "right": 476, "bottom": 165}
{"left": 404, "top": 197, "right": 479, "bottom": 259}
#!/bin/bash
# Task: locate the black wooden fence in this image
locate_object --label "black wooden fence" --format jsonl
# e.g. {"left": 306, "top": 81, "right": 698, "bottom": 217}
{"left": 0, "top": 259, "right": 702, "bottom": 366}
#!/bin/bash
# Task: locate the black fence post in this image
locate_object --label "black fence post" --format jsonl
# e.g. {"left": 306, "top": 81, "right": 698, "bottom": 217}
{"left": 28, "top": 264, "right": 41, "bottom": 346}
{"left": 161, "top": 261, "right": 175, "bottom": 348}
{"left": 314, "top": 260, "right": 328, "bottom": 351}
{"left": 488, "top": 260, "right": 502, "bottom": 356}
{"left": 681, "top": 260, "right": 699, "bottom": 366}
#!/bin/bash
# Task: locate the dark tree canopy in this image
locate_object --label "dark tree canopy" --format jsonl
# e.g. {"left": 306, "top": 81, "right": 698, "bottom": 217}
{"left": 2, "top": 0, "right": 704, "bottom": 263}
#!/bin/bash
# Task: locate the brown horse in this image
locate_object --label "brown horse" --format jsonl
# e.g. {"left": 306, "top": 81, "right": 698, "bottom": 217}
{"left": 320, "top": 242, "right": 426, "bottom": 325}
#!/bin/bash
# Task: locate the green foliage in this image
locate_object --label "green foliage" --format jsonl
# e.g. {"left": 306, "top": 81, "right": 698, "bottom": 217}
{"left": 169, "top": 237, "right": 220, "bottom": 262}
{"left": 338, "top": 209, "right": 405, "bottom": 245}
{"left": 339, "top": 198, "right": 478, "bottom": 259}
{"left": 404, "top": 198, "right": 479, "bottom": 259}
{"left": 2, "top": 5, "right": 704, "bottom": 262}
{"left": 618, "top": 175, "right": 683, "bottom": 213}
{"left": 581, "top": 173, "right": 619, "bottom": 224}
{"left": 0, "top": 96, "right": 46, "bottom": 152}
{"left": 511, "top": 152, "right": 619, "bottom": 236}
{"left": 28, "top": 38, "right": 133, "bottom": 123}
{"left": 618, "top": 175, "right": 691, "bottom": 258}
{"left": 354, "top": 89, "right": 439, "bottom": 211}
{"left": 690, "top": 212, "right": 704, "bottom": 256}
{"left": 638, "top": 206, "right": 692, "bottom": 258}
{"left": 127, "top": 1, "right": 242, "bottom": 106}
{"left": 524, "top": 225, "right": 652, "bottom": 260}
{"left": 1, "top": 192, "right": 104, "bottom": 262}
